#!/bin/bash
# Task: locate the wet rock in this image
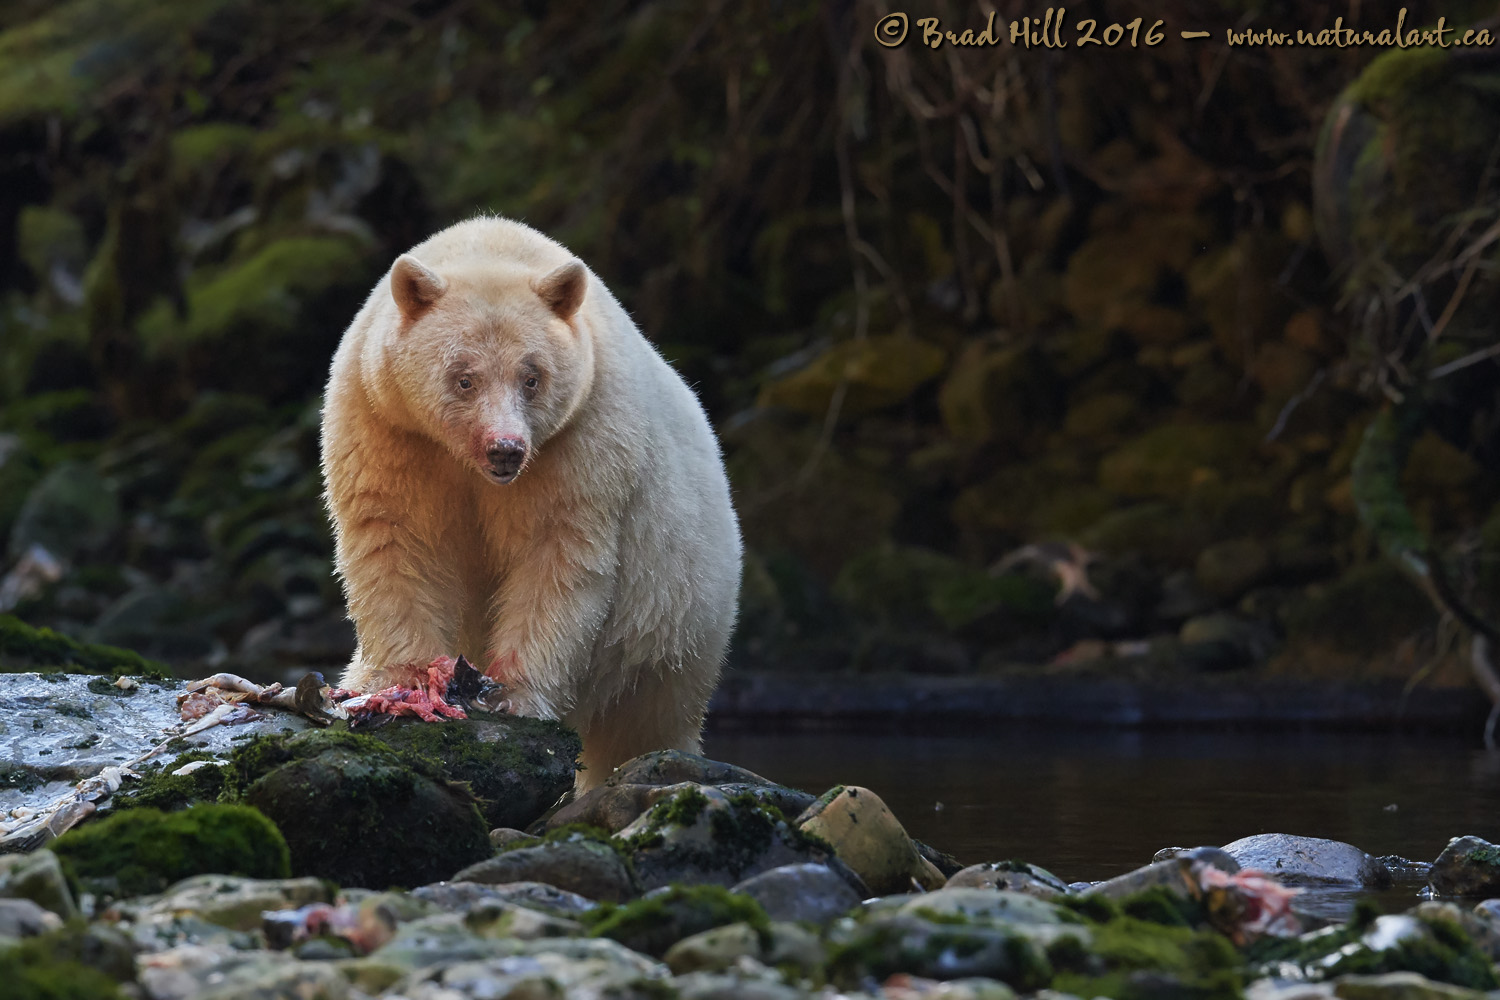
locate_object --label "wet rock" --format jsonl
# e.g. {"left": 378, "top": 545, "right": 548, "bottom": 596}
{"left": 0, "top": 849, "right": 78, "bottom": 919}
{"left": 0, "top": 896, "right": 63, "bottom": 938}
{"left": 601, "top": 749, "right": 785, "bottom": 790}
{"left": 796, "top": 785, "right": 944, "bottom": 894}
{"left": 412, "top": 879, "right": 597, "bottom": 918}
{"left": 453, "top": 830, "right": 640, "bottom": 902}
{"left": 240, "top": 729, "right": 492, "bottom": 888}
{"left": 624, "top": 784, "right": 838, "bottom": 891}
{"left": 1087, "top": 853, "right": 1233, "bottom": 901}
{"left": 489, "top": 826, "right": 535, "bottom": 848}
{"left": 663, "top": 919, "right": 823, "bottom": 976}
{"left": 1222, "top": 834, "right": 1392, "bottom": 887}
{"left": 1428, "top": 836, "right": 1500, "bottom": 898}
{"left": 1153, "top": 846, "right": 1243, "bottom": 871}
{"left": 731, "top": 862, "right": 862, "bottom": 926}
{"left": 947, "top": 860, "right": 1071, "bottom": 898}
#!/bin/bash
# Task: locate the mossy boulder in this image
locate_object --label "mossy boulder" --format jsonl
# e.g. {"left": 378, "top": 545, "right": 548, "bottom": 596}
{"left": 0, "top": 616, "right": 166, "bottom": 677}
{"left": 1428, "top": 836, "right": 1500, "bottom": 898}
{"left": 0, "top": 921, "right": 135, "bottom": 1000}
{"left": 584, "top": 883, "right": 769, "bottom": 958}
{"left": 233, "top": 730, "right": 491, "bottom": 889}
{"left": 620, "top": 785, "right": 837, "bottom": 891}
{"left": 365, "top": 712, "right": 579, "bottom": 830}
{"left": 1099, "top": 423, "right": 1257, "bottom": 501}
{"left": 49, "top": 804, "right": 289, "bottom": 899}
{"left": 937, "top": 341, "right": 1062, "bottom": 445}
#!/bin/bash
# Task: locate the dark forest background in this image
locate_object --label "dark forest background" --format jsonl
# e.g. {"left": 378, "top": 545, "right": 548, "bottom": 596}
{"left": 2, "top": 0, "right": 1499, "bottom": 707}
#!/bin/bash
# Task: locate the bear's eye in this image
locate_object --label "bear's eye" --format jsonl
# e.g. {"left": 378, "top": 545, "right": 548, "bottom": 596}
{"left": 458, "top": 377, "right": 473, "bottom": 390}
{"left": 523, "top": 376, "right": 539, "bottom": 390}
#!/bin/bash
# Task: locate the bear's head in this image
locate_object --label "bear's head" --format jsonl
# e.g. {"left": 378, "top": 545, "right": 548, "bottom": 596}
{"left": 381, "top": 253, "right": 595, "bottom": 485}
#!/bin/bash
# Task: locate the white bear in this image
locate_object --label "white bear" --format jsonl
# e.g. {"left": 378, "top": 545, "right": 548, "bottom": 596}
{"left": 320, "top": 216, "right": 742, "bottom": 789}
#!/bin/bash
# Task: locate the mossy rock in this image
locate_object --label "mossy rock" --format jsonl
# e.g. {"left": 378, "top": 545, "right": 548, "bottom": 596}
{"left": 1283, "top": 560, "right": 1435, "bottom": 658}
{"left": 584, "top": 883, "right": 769, "bottom": 958}
{"left": 937, "top": 341, "right": 1062, "bottom": 445}
{"left": 137, "top": 236, "right": 367, "bottom": 356}
{"left": 1098, "top": 423, "right": 1258, "bottom": 501}
{"left": 0, "top": 615, "right": 168, "bottom": 678}
{"left": 623, "top": 786, "right": 835, "bottom": 891}
{"left": 367, "top": 712, "right": 580, "bottom": 831}
{"left": 827, "top": 912, "right": 1053, "bottom": 992}
{"left": 1079, "top": 502, "right": 1208, "bottom": 566}
{"left": 1046, "top": 915, "right": 1243, "bottom": 1000}
{"left": 1249, "top": 908, "right": 1497, "bottom": 990}
{"left": 952, "top": 465, "right": 1116, "bottom": 544}
{"left": 833, "top": 544, "right": 1050, "bottom": 632}
{"left": 110, "top": 753, "right": 228, "bottom": 813}
{"left": 757, "top": 334, "right": 947, "bottom": 419}
{"left": 49, "top": 804, "right": 289, "bottom": 900}
{"left": 0, "top": 920, "right": 135, "bottom": 1000}
{"left": 234, "top": 729, "right": 491, "bottom": 889}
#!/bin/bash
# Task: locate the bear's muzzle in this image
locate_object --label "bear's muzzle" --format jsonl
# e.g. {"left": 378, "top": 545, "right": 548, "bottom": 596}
{"left": 485, "top": 438, "right": 528, "bottom": 483}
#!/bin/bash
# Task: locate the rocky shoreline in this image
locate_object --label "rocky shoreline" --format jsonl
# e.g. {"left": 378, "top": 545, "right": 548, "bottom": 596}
{"left": 1, "top": 672, "right": 1499, "bottom": 999}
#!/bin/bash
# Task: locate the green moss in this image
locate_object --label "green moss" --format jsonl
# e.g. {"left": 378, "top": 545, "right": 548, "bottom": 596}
{"left": 0, "top": 616, "right": 168, "bottom": 678}
{"left": 365, "top": 712, "right": 580, "bottom": 830}
{"left": 111, "top": 753, "right": 227, "bottom": 812}
{"left": 1319, "top": 915, "right": 1497, "bottom": 990}
{"left": 229, "top": 729, "right": 492, "bottom": 888}
{"left": 1346, "top": 46, "right": 1450, "bottom": 108}
{"left": 0, "top": 921, "right": 131, "bottom": 1000}
{"left": 50, "top": 804, "right": 290, "bottom": 899}
{"left": 137, "top": 237, "right": 367, "bottom": 356}
{"left": 585, "top": 884, "right": 769, "bottom": 957}
{"left": 1119, "top": 887, "right": 1208, "bottom": 928}
{"left": 1048, "top": 916, "right": 1241, "bottom": 1000}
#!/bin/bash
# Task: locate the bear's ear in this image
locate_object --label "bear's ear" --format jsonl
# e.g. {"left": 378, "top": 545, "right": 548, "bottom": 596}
{"left": 390, "top": 254, "right": 447, "bottom": 319}
{"left": 533, "top": 261, "right": 587, "bottom": 321}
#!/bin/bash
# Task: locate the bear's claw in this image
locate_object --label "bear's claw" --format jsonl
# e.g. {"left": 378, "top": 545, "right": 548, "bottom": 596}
{"left": 335, "top": 655, "right": 507, "bottom": 726}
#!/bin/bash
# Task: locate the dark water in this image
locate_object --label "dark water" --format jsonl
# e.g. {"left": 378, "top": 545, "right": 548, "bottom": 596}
{"left": 703, "top": 726, "right": 1500, "bottom": 914}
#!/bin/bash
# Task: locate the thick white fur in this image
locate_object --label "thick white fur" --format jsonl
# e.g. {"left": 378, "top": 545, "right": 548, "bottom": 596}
{"left": 321, "top": 217, "right": 742, "bottom": 790}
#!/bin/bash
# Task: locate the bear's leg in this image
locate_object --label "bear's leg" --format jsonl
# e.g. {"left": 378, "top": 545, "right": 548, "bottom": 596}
{"left": 335, "top": 509, "right": 466, "bottom": 692}
{"left": 571, "top": 664, "right": 719, "bottom": 790}
{"left": 482, "top": 544, "right": 615, "bottom": 721}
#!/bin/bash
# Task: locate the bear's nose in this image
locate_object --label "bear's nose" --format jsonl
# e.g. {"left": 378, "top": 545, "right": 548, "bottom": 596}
{"left": 485, "top": 438, "right": 527, "bottom": 480}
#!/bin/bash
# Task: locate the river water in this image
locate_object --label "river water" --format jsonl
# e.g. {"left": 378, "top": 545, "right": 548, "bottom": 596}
{"left": 703, "top": 726, "right": 1500, "bottom": 915}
